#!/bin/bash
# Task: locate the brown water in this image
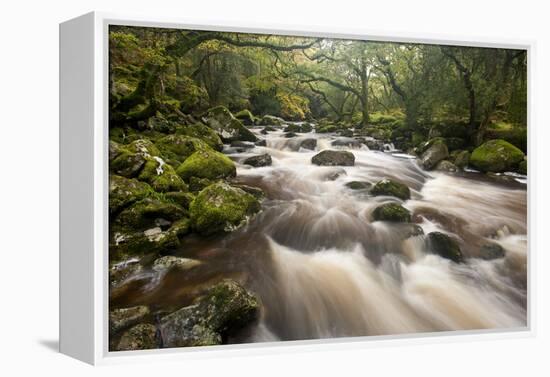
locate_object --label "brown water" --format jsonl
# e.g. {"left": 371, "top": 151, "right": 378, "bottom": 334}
{"left": 110, "top": 127, "right": 528, "bottom": 343}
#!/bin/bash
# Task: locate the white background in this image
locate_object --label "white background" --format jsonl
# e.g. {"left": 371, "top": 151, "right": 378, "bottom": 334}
{"left": 1, "top": 0, "right": 548, "bottom": 375}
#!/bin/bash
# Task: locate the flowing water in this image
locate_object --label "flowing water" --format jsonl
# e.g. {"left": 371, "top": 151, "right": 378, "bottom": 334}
{"left": 110, "top": 127, "right": 528, "bottom": 343}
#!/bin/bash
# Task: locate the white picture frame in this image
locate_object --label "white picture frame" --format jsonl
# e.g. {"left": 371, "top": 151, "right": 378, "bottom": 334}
{"left": 59, "top": 11, "right": 536, "bottom": 365}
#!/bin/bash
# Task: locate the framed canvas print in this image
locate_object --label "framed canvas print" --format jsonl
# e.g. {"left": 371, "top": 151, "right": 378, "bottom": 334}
{"left": 60, "top": 12, "right": 533, "bottom": 365}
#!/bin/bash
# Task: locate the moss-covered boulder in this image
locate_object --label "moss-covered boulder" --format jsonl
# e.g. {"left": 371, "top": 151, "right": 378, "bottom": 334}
{"left": 370, "top": 179, "right": 410, "bottom": 200}
{"left": 109, "top": 175, "right": 151, "bottom": 214}
{"left": 371, "top": 203, "right": 411, "bottom": 222}
{"left": 259, "top": 115, "right": 284, "bottom": 126}
{"left": 189, "top": 182, "right": 261, "bottom": 235}
{"left": 299, "top": 138, "right": 317, "bottom": 150}
{"left": 235, "top": 109, "right": 256, "bottom": 126}
{"left": 317, "top": 124, "right": 338, "bottom": 133}
{"left": 311, "top": 150, "right": 355, "bottom": 166}
{"left": 137, "top": 157, "right": 188, "bottom": 193}
{"left": 115, "top": 198, "right": 186, "bottom": 229}
{"left": 204, "top": 106, "right": 257, "bottom": 142}
{"left": 426, "top": 232, "right": 463, "bottom": 263}
{"left": 243, "top": 153, "right": 272, "bottom": 167}
{"left": 301, "top": 123, "right": 313, "bottom": 132}
{"left": 470, "top": 139, "right": 525, "bottom": 172}
{"left": 156, "top": 134, "right": 209, "bottom": 165}
{"left": 115, "top": 324, "right": 158, "bottom": 351}
{"left": 450, "top": 150, "right": 470, "bottom": 168}
{"left": 159, "top": 279, "right": 259, "bottom": 348}
{"left": 175, "top": 123, "right": 223, "bottom": 151}
{"left": 420, "top": 138, "right": 449, "bottom": 170}
{"left": 110, "top": 139, "right": 160, "bottom": 178}
{"left": 284, "top": 124, "right": 302, "bottom": 133}
{"left": 110, "top": 306, "right": 150, "bottom": 334}
{"left": 176, "top": 149, "right": 236, "bottom": 182}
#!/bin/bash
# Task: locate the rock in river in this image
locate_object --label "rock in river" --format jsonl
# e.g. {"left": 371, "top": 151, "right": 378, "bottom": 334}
{"left": 370, "top": 179, "right": 410, "bottom": 200}
{"left": 426, "top": 232, "right": 463, "bottom": 263}
{"left": 470, "top": 139, "right": 524, "bottom": 173}
{"left": 371, "top": 203, "right": 411, "bottom": 223}
{"left": 160, "top": 279, "right": 259, "bottom": 347}
{"left": 110, "top": 305, "right": 150, "bottom": 334}
{"left": 243, "top": 153, "right": 272, "bottom": 167}
{"left": 420, "top": 138, "right": 449, "bottom": 170}
{"left": 311, "top": 150, "right": 355, "bottom": 166}
{"left": 116, "top": 324, "right": 158, "bottom": 351}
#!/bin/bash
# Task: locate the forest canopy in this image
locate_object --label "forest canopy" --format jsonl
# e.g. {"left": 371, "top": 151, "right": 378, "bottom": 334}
{"left": 109, "top": 25, "right": 527, "bottom": 151}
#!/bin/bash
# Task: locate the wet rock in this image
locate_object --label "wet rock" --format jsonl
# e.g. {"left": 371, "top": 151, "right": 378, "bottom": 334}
{"left": 109, "top": 259, "right": 143, "bottom": 287}
{"left": 479, "top": 242, "right": 506, "bottom": 260}
{"left": 284, "top": 132, "right": 297, "bottom": 138}
{"left": 231, "top": 184, "right": 265, "bottom": 200}
{"left": 109, "top": 175, "right": 151, "bottom": 214}
{"left": 152, "top": 256, "right": 202, "bottom": 272}
{"left": 259, "top": 115, "right": 285, "bottom": 126}
{"left": 345, "top": 181, "right": 371, "bottom": 190}
{"left": 370, "top": 179, "right": 411, "bottom": 200}
{"left": 426, "top": 232, "right": 463, "bottom": 263}
{"left": 176, "top": 149, "right": 236, "bottom": 181}
{"left": 301, "top": 123, "right": 313, "bottom": 132}
{"left": 204, "top": 106, "right": 257, "bottom": 142}
{"left": 299, "top": 138, "right": 317, "bottom": 150}
{"left": 116, "top": 324, "right": 158, "bottom": 351}
{"left": 402, "top": 224, "right": 425, "bottom": 238}
{"left": 317, "top": 124, "right": 338, "bottom": 133}
{"left": 363, "top": 137, "right": 384, "bottom": 151}
{"left": 284, "top": 124, "right": 302, "bottom": 133}
{"left": 189, "top": 182, "right": 261, "bottom": 235}
{"left": 338, "top": 129, "right": 354, "bottom": 137}
{"left": 160, "top": 279, "right": 259, "bottom": 348}
{"left": 110, "top": 139, "right": 159, "bottom": 178}
{"left": 255, "top": 139, "right": 267, "bottom": 147}
{"left": 420, "top": 138, "right": 449, "bottom": 170}
{"left": 372, "top": 203, "right": 411, "bottom": 223}
{"left": 110, "top": 306, "right": 150, "bottom": 334}
{"left": 331, "top": 137, "right": 362, "bottom": 148}
{"left": 137, "top": 157, "right": 188, "bottom": 193}
{"left": 324, "top": 168, "right": 347, "bottom": 181}
{"left": 234, "top": 109, "right": 256, "bottom": 126}
{"left": 311, "top": 150, "right": 355, "bottom": 166}
{"left": 470, "top": 139, "right": 525, "bottom": 173}
{"left": 243, "top": 153, "right": 272, "bottom": 167}
{"left": 435, "top": 160, "right": 459, "bottom": 173}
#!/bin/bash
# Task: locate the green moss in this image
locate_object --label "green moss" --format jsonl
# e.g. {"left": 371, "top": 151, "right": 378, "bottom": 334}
{"left": 189, "top": 182, "right": 261, "bottom": 235}
{"left": 176, "top": 149, "right": 236, "bottom": 182}
{"left": 370, "top": 179, "right": 410, "bottom": 200}
{"left": 518, "top": 159, "right": 527, "bottom": 175}
{"left": 234, "top": 109, "right": 256, "bottom": 125}
{"left": 371, "top": 203, "right": 411, "bottom": 222}
{"left": 137, "top": 157, "right": 188, "bottom": 193}
{"left": 204, "top": 106, "right": 258, "bottom": 142}
{"left": 317, "top": 124, "right": 338, "bottom": 133}
{"left": 470, "top": 139, "right": 525, "bottom": 172}
{"left": 164, "top": 191, "right": 195, "bottom": 209}
{"left": 426, "top": 232, "right": 463, "bottom": 263}
{"left": 109, "top": 175, "right": 151, "bottom": 214}
{"left": 345, "top": 181, "right": 371, "bottom": 190}
{"left": 450, "top": 150, "right": 470, "bottom": 168}
{"left": 156, "top": 134, "right": 209, "bottom": 165}
{"left": 115, "top": 198, "right": 186, "bottom": 229}
{"left": 175, "top": 123, "right": 223, "bottom": 151}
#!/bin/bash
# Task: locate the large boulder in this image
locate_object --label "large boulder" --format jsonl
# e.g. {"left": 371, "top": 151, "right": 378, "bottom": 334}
{"left": 243, "top": 153, "right": 272, "bottom": 167}
{"left": 189, "top": 182, "right": 261, "bottom": 235}
{"left": 175, "top": 123, "right": 223, "bottom": 151}
{"left": 109, "top": 175, "right": 151, "bottom": 214}
{"left": 435, "top": 160, "right": 459, "bottom": 173}
{"left": 370, "top": 179, "right": 410, "bottom": 200}
{"left": 259, "top": 115, "right": 285, "bottom": 126}
{"left": 115, "top": 198, "right": 186, "bottom": 229}
{"left": 160, "top": 279, "right": 260, "bottom": 348}
{"left": 299, "top": 138, "right": 317, "bottom": 150}
{"left": 156, "top": 135, "right": 209, "bottom": 165}
{"left": 371, "top": 203, "right": 411, "bottom": 222}
{"left": 137, "top": 157, "right": 188, "bottom": 193}
{"left": 110, "top": 305, "right": 150, "bottom": 334}
{"left": 176, "top": 149, "right": 236, "bottom": 182}
{"left": 470, "top": 139, "right": 525, "bottom": 172}
{"left": 116, "top": 324, "right": 158, "bottom": 351}
{"left": 331, "top": 137, "right": 362, "bottom": 148}
{"left": 420, "top": 138, "right": 449, "bottom": 170}
{"left": 204, "top": 106, "right": 257, "bottom": 142}
{"left": 110, "top": 139, "right": 160, "bottom": 178}
{"left": 450, "top": 150, "right": 470, "bottom": 168}
{"left": 426, "top": 232, "right": 463, "bottom": 263}
{"left": 311, "top": 150, "right": 355, "bottom": 166}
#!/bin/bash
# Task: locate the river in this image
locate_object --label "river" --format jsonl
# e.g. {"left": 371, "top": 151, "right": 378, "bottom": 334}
{"left": 110, "top": 126, "right": 528, "bottom": 343}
